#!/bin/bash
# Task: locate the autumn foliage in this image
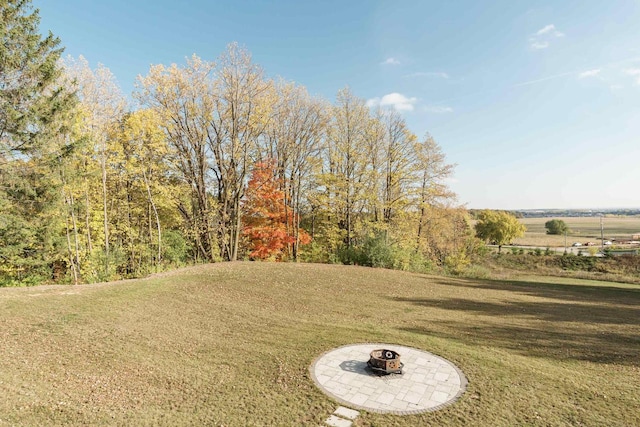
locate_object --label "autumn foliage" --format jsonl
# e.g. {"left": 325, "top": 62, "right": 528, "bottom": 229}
{"left": 242, "top": 161, "right": 311, "bottom": 260}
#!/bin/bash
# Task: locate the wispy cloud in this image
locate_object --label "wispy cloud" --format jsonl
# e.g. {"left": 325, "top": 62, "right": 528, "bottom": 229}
{"left": 529, "top": 24, "right": 564, "bottom": 50}
{"left": 530, "top": 41, "right": 549, "bottom": 50}
{"left": 425, "top": 57, "right": 640, "bottom": 106}
{"left": 512, "top": 70, "right": 576, "bottom": 87}
{"left": 624, "top": 68, "right": 640, "bottom": 85}
{"left": 536, "top": 24, "right": 564, "bottom": 37}
{"left": 366, "top": 93, "right": 417, "bottom": 111}
{"left": 578, "top": 69, "right": 601, "bottom": 79}
{"left": 381, "top": 57, "right": 400, "bottom": 66}
{"left": 404, "top": 71, "right": 449, "bottom": 79}
{"left": 423, "top": 105, "right": 453, "bottom": 113}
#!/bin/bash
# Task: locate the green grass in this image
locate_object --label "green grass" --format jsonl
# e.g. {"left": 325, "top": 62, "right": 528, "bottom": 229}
{"left": 1, "top": 262, "right": 639, "bottom": 426}
{"left": 514, "top": 216, "right": 640, "bottom": 247}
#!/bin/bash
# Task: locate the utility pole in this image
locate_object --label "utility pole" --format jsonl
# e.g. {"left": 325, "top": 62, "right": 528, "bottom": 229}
{"left": 564, "top": 229, "right": 567, "bottom": 254}
{"left": 600, "top": 215, "right": 604, "bottom": 251}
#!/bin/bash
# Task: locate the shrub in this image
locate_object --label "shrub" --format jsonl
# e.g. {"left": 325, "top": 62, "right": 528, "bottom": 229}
{"left": 557, "top": 254, "right": 598, "bottom": 271}
{"left": 336, "top": 234, "right": 433, "bottom": 273}
{"left": 462, "top": 264, "right": 492, "bottom": 279}
{"left": 444, "top": 252, "right": 471, "bottom": 275}
{"left": 298, "top": 241, "right": 331, "bottom": 264}
{"left": 162, "top": 230, "right": 190, "bottom": 265}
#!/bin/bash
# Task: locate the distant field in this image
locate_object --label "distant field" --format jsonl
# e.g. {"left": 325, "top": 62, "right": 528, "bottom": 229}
{"left": 1, "top": 263, "right": 638, "bottom": 426}
{"left": 513, "top": 216, "right": 640, "bottom": 247}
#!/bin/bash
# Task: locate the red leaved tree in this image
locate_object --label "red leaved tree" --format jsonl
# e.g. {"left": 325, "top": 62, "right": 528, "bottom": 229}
{"left": 242, "top": 161, "right": 311, "bottom": 260}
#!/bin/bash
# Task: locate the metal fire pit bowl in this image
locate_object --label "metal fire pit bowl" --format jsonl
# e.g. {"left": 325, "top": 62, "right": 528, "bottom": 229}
{"left": 367, "top": 349, "right": 403, "bottom": 375}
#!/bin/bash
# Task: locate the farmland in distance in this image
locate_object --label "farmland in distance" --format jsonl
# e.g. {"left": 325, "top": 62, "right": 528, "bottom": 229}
{"left": 513, "top": 216, "right": 640, "bottom": 248}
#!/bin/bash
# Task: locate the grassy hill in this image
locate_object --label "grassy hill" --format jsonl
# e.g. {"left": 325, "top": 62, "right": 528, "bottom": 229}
{"left": 1, "top": 262, "right": 638, "bottom": 426}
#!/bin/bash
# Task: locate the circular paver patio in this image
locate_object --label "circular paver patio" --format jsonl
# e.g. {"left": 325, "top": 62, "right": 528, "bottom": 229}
{"left": 310, "top": 343, "right": 467, "bottom": 415}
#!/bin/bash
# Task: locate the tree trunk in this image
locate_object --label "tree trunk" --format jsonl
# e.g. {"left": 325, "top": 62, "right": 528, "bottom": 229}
{"left": 101, "top": 152, "right": 109, "bottom": 277}
{"left": 231, "top": 195, "right": 242, "bottom": 262}
{"left": 69, "top": 192, "right": 81, "bottom": 271}
{"left": 143, "top": 169, "right": 162, "bottom": 268}
{"left": 65, "top": 209, "right": 79, "bottom": 285}
{"left": 84, "top": 176, "right": 93, "bottom": 254}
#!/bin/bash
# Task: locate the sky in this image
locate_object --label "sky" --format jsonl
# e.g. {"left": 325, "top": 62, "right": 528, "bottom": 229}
{"left": 36, "top": 0, "right": 640, "bottom": 210}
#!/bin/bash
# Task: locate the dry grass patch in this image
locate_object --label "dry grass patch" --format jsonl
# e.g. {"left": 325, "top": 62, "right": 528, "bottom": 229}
{"left": 1, "top": 262, "right": 639, "bottom": 426}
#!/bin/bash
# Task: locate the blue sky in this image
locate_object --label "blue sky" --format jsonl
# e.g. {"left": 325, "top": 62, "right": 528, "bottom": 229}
{"left": 37, "top": 0, "right": 640, "bottom": 210}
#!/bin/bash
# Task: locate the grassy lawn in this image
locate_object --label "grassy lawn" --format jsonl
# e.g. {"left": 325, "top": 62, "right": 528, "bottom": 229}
{"left": 1, "top": 262, "right": 639, "bottom": 426}
{"left": 514, "top": 216, "right": 640, "bottom": 247}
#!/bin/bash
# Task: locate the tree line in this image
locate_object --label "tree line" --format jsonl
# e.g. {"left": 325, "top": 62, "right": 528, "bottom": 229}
{"left": 1, "top": 1, "right": 476, "bottom": 286}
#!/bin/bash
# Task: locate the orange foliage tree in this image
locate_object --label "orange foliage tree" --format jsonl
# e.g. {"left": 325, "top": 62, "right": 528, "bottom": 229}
{"left": 242, "top": 161, "right": 311, "bottom": 260}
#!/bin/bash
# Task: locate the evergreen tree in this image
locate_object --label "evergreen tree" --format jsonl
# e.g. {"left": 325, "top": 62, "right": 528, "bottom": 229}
{"left": 0, "top": 0, "right": 72, "bottom": 155}
{"left": 0, "top": 0, "right": 75, "bottom": 284}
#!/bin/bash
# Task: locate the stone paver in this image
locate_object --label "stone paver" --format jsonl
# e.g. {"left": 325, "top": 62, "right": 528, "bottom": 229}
{"left": 310, "top": 343, "right": 467, "bottom": 415}
{"left": 325, "top": 415, "right": 352, "bottom": 427}
{"left": 334, "top": 406, "right": 360, "bottom": 420}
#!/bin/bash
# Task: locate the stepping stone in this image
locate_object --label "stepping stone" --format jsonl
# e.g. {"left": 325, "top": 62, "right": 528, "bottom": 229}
{"left": 325, "top": 414, "right": 352, "bottom": 427}
{"left": 334, "top": 406, "right": 360, "bottom": 420}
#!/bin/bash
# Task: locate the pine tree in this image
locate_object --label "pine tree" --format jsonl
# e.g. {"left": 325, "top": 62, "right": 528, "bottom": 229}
{"left": 0, "top": 0, "right": 72, "bottom": 155}
{"left": 0, "top": 0, "right": 75, "bottom": 284}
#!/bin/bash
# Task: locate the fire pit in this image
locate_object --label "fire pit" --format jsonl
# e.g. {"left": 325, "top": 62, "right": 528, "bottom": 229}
{"left": 367, "top": 349, "right": 403, "bottom": 375}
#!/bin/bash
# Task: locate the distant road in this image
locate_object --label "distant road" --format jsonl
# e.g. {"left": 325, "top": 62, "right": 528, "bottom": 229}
{"left": 488, "top": 245, "right": 604, "bottom": 256}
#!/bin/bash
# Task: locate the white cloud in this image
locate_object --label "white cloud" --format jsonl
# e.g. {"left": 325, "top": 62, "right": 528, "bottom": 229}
{"left": 536, "top": 24, "right": 556, "bottom": 35}
{"left": 381, "top": 57, "right": 400, "bottom": 65}
{"left": 367, "top": 93, "right": 417, "bottom": 111}
{"left": 578, "top": 69, "right": 601, "bottom": 79}
{"left": 624, "top": 68, "right": 640, "bottom": 85}
{"left": 530, "top": 24, "right": 564, "bottom": 49}
{"left": 423, "top": 105, "right": 454, "bottom": 113}
{"left": 610, "top": 84, "right": 624, "bottom": 90}
{"left": 365, "top": 98, "right": 379, "bottom": 108}
{"left": 535, "top": 24, "right": 564, "bottom": 37}
{"left": 530, "top": 41, "right": 549, "bottom": 50}
{"left": 404, "top": 71, "right": 449, "bottom": 79}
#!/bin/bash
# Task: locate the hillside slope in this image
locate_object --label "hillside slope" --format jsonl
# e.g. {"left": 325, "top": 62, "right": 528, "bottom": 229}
{"left": 1, "top": 262, "right": 638, "bottom": 426}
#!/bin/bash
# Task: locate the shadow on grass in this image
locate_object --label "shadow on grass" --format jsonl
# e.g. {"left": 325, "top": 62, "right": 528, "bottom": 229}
{"left": 430, "top": 277, "right": 640, "bottom": 306}
{"left": 401, "top": 322, "right": 639, "bottom": 365}
{"left": 393, "top": 277, "right": 640, "bottom": 365}
{"left": 392, "top": 295, "right": 639, "bottom": 325}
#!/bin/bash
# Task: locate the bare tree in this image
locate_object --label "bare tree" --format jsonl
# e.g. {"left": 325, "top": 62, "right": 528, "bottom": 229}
{"left": 263, "top": 81, "right": 326, "bottom": 258}
{"left": 381, "top": 110, "right": 416, "bottom": 225}
{"left": 138, "top": 45, "right": 272, "bottom": 262}
{"left": 207, "top": 43, "right": 273, "bottom": 261}
{"left": 63, "top": 56, "right": 126, "bottom": 277}
{"left": 325, "top": 87, "right": 370, "bottom": 247}
{"left": 413, "top": 133, "right": 456, "bottom": 252}
{"left": 137, "top": 55, "right": 217, "bottom": 261}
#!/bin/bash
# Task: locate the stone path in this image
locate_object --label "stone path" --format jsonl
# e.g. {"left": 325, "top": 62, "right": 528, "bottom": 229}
{"left": 324, "top": 406, "right": 360, "bottom": 426}
{"left": 310, "top": 343, "right": 467, "bottom": 415}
